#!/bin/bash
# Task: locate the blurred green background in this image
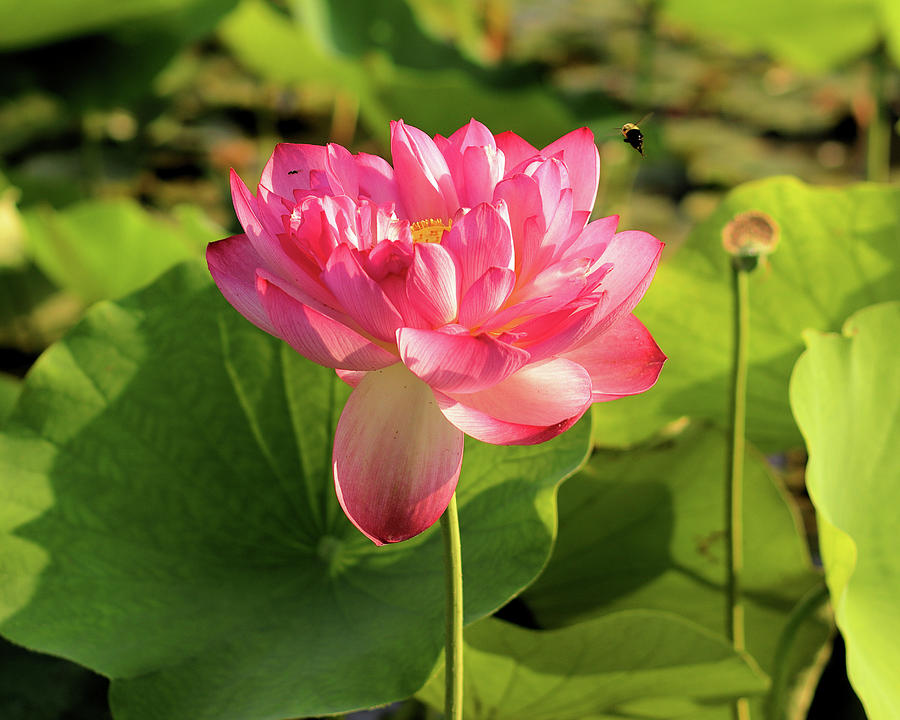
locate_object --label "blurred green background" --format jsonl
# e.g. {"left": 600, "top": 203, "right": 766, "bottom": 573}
{"left": 1, "top": 0, "right": 897, "bottom": 718}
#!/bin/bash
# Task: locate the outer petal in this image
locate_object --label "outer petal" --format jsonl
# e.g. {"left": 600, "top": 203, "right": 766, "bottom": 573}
{"left": 435, "top": 390, "right": 585, "bottom": 446}
{"left": 390, "top": 120, "right": 459, "bottom": 220}
{"left": 207, "top": 234, "right": 277, "bottom": 336}
{"left": 541, "top": 127, "right": 600, "bottom": 215}
{"left": 495, "top": 130, "right": 540, "bottom": 172}
{"left": 321, "top": 244, "right": 404, "bottom": 343}
{"left": 563, "top": 313, "right": 666, "bottom": 401}
{"left": 441, "top": 202, "right": 515, "bottom": 295}
{"left": 324, "top": 145, "right": 402, "bottom": 208}
{"left": 398, "top": 325, "right": 529, "bottom": 393}
{"left": 258, "top": 275, "right": 398, "bottom": 370}
{"left": 445, "top": 357, "right": 592, "bottom": 427}
{"left": 333, "top": 363, "right": 465, "bottom": 545}
{"left": 260, "top": 142, "right": 330, "bottom": 200}
{"left": 458, "top": 266, "right": 516, "bottom": 328}
{"left": 585, "top": 230, "right": 664, "bottom": 336}
{"left": 406, "top": 242, "right": 460, "bottom": 327}
{"left": 230, "top": 169, "right": 290, "bottom": 276}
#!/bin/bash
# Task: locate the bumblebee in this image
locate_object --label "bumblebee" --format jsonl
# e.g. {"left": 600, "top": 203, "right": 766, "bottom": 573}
{"left": 620, "top": 113, "right": 652, "bottom": 158}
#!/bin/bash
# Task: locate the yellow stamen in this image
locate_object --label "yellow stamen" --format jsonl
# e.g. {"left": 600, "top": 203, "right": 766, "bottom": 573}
{"left": 411, "top": 218, "right": 452, "bottom": 244}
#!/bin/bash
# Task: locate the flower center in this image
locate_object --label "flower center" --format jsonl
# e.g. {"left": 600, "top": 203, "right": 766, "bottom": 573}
{"left": 410, "top": 218, "right": 452, "bottom": 244}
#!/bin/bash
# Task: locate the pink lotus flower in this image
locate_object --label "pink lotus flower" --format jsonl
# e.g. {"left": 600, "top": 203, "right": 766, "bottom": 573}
{"left": 208, "top": 119, "right": 665, "bottom": 545}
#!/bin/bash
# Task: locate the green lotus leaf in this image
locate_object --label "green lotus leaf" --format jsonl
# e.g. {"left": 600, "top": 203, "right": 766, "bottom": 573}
{"left": 790, "top": 301, "right": 900, "bottom": 720}
{"left": 418, "top": 611, "right": 768, "bottom": 719}
{"left": 593, "top": 177, "right": 900, "bottom": 451}
{"left": 524, "top": 426, "right": 830, "bottom": 719}
{"left": 0, "top": 261, "right": 590, "bottom": 720}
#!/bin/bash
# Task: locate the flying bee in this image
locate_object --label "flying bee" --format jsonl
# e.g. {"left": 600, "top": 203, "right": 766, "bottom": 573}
{"left": 619, "top": 113, "right": 653, "bottom": 158}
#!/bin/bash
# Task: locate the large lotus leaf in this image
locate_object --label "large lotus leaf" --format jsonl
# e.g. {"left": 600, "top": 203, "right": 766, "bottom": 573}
{"left": 524, "top": 426, "right": 829, "bottom": 720}
{"left": 660, "top": 0, "right": 882, "bottom": 73}
{"left": 417, "top": 611, "right": 768, "bottom": 720}
{"left": 22, "top": 200, "right": 219, "bottom": 305}
{"left": 0, "top": 261, "right": 590, "bottom": 720}
{"left": 790, "top": 301, "right": 900, "bottom": 720}
{"left": 218, "top": 0, "right": 392, "bottom": 140}
{"left": 218, "top": 0, "right": 582, "bottom": 148}
{"left": 0, "top": 0, "right": 234, "bottom": 50}
{"left": 592, "top": 177, "right": 900, "bottom": 451}
{"left": 0, "top": 374, "right": 21, "bottom": 425}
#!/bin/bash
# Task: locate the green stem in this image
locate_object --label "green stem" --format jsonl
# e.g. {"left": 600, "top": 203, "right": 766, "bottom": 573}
{"left": 866, "top": 49, "right": 890, "bottom": 183}
{"left": 441, "top": 493, "right": 464, "bottom": 720}
{"left": 727, "top": 262, "right": 750, "bottom": 720}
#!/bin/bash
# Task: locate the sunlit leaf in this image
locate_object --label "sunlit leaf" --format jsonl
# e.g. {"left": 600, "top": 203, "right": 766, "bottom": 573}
{"left": 661, "top": 0, "right": 881, "bottom": 73}
{"left": 790, "top": 301, "right": 900, "bottom": 720}
{"left": 524, "top": 426, "right": 830, "bottom": 719}
{"left": 0, "top": 261, "right": 590, "bottom": 719}
{"left": 0, "top": 0, "right": 234, "bottom": 50}
{"left": 594, "top": 177, "right": 900, "bottom": 451}
{"left": 22, "top": 200, "right": 221, "bottom": 305}
{"left": 418, "top": 612, "right": 769, "bottom": 719}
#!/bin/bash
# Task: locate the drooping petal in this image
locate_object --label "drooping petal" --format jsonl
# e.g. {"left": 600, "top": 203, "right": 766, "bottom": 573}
{"left": 397, "top": 325, "right": 529, "bottom": 393}
{"left": 260, "top": 143, "right": 330, "bottom": 200}
{"left": 445, "top": 357, "right": 592, "bottom": 427}
{"left": 541, "top": 127, "right": 600, "bottom": 215}
{"left": 258, "top": 274, "right": 398, "bottom": 370}
{"left": 390, "top": 120, "right": 459, "bottom": 220}
{"left": 457, "top": 266, "right": 516, "bottom": 327}
{"left": 563, "top": 313, "right": 666, "bottom": 401}
{"left": 441, "top": 202, "right": 515, "bottom": 295}
{"left": 435, "top": 390, "right": 585, "bottom": 446}
{"left": 207, "top": 234, "right": 277, "bottom": 336}
{"left": 321, "top": 244, "right": 405, "bottom": 343}
{"left": 406, "top": 242, "right": 460, "bottom": 327}
{"left": 333, "top": 363, "right": 465, "bottom": 545}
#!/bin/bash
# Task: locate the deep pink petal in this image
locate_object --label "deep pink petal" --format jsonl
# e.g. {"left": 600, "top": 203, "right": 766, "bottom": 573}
{"left": 207, "top": 234, "right": 277, "bottom": 335}
{"left": 390, "top": 120, "right": 459, "bottom": 220}
{"left": 230, "top": 169, "right": 290, "bottom": 275}
{"left": 562, "top": 214, "right": 619, "bottom": 260}
{"left": 495, "top": 130, "right": 540, "bottom": 173}
{"left": 260, "top": 143, "right": 330, "bottom": 200}
{"left": 258, "top": 275, "right": 398, "bottom": 370}
{"left": 398, "top": 325, "right": 530, "bottom": 393}
{"left": 587, "top": 230, "right": 664, "bottom": 334}
{"left": 447, "top": 118, "right": 497, "bottom": 150}
{"left": 563, "top": 313, "right": 666, "bottom": 401}
{"left": 441, "top": 203, "right": 515, "bottom": 295}
{"left": 493, "top": 174, "right": 545, "bottom": 278}
{"left": 445, "top": 357, "right": 592, "bottom": 426}
{"left": 324, "top": 143, "right": 360, "bottom": 198}
{"left": 355, "top": 152, "right": 401, "bottom": 206}
{"left": 333, "top": 363, "right": 464, "bottom": 545}
{"left": 321, "top": 244, "right": 404, "bottom": 343}
{"left": 406, "top": 242, "right": 460, "bottom": 327}
{"left": 458, "top": 266, "right": 516, "bottom": 327}
{"left": 435, "top": 389, "right": 586, "bottom": 445}
{"left": 541, "top": 127, "right": 600, "bottom": 214}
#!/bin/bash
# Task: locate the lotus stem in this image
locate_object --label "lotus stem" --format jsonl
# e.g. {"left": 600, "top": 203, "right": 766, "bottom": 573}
{"left": 441, "top": 492, "right": 464, "bottom": 720}
{"left": 727, "top": 262, "right": 750, "bottom": 720}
